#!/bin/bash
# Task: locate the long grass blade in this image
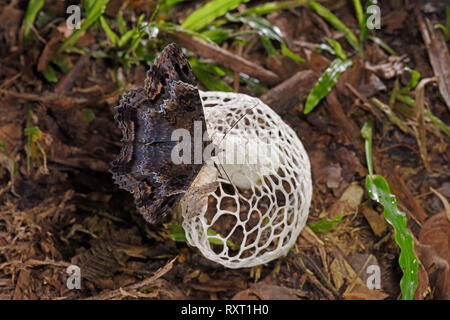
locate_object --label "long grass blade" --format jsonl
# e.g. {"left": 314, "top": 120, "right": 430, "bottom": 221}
{"left": 58, "top": 0, "right": 110, "bottom": 53}
{"left": 23, "top": 0, "right": 44, "bottom": 40}
{"left": 182, "top": 0, "right": 249, "bottom": 31}
{"left": 304, "top": 58, "right": 352, "bottom": 114}
{"left": 309, "top": 1, "right": 363, "bottom": 57}
{"left": 361, "top": 120, "right": 418, "bottom": 300}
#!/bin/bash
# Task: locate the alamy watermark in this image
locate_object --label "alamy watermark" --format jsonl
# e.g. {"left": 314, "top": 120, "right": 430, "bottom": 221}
{"left": 66, "top": 5, "right": 81, "bottom": 30}
{"left": 66, "top": 265, "right": 81, "bottom": 290}
{"left": 366, "top": 264, "right": 381, "bottom": 290}
{"left": 169, "top": 121, "right": 281, "bottom": 169}
{"left": 366, "top": 4, "right": 381, "bottom": 30}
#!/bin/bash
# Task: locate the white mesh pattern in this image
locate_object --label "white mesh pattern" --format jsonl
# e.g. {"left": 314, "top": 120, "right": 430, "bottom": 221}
{"left": 181, "top": 91, "right": 312, "bottom": 269}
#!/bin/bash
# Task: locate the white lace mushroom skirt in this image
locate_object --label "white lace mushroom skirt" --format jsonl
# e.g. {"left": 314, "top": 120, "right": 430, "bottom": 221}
{"left": 181, "top": 91, "right": 312, "bottom": 269}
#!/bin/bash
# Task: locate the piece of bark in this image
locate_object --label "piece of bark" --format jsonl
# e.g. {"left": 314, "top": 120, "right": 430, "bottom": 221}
{"left": 324, "top": 91, "right": 365, "bottom": 159}
{"left": 54, "top": 50, "right": 93, "bottom": 94}
{"left": 37, "top": 36, "right": 63, "bottom": 72}
{"left": 261, "top": 70, "right": 317, "bottom": 114}
{"left": 168, "top": 32, "right": 280, "bottom": 86}
{"left": 415, "top": 8, "right": 450, "bottom": 110}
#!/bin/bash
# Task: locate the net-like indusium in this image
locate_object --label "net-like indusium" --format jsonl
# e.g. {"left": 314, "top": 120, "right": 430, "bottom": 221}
{"left": 181, "top": 91, "right": 312, "bottom": 269}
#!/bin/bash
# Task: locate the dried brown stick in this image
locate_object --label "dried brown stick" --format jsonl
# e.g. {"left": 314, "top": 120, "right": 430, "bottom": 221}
{"left": 293, "top": 256, "right": 337, "bottom": 300}
{"left": 298, "top": 253, "right": 341, "bottom": 299}
{"left": 54, "top": 50, "right": 94, "bottom": 94}
{"left": 0, "top": 89, "right": 88, "bottom": 104}
{"left": 168, "top": 32, "right": 280, "bottom": 86}
{"left": 324, "top": 90, "right": 365, "bottom": 159}
{"left": 415, "top": 8, "right": 450, "bottom": 110}
{"left": 85, "top": 256, "right": 177, "bottom": 300}
{"left": 261, "top": 70, "right": 317, "bottom": 114}
{"left": 345, "top": 83, "right": 384, "bottom": 122}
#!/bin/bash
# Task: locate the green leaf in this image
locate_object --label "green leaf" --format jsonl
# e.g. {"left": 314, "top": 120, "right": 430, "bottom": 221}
{"left": 207, "top": 228, "right": 240, "bottom": 249}
{"left": 304, "top": 58, "right": 352, "bottom": 114}
{"left": 51, "top": 55, "right": 72, "bottom": 73}
{"left": 359, "top": 0, "right": 377, "bottom": 44}
{"left": 315, "top": 43, "right": 337, "bottom": 56}
{"left": 361, "top": 119, "right": 373, "bottom": 175}
{"left": 41, "top": 65, "right": 58, "bottom": 82}
{"left": 230, "top": 15, "right": 283, "bottom": 42}
{"left": 239, "top": 0, "right": 308, "bottom": 16}
{"left": 396, "top": 94, "right": 450, "bottom": 138}
{"left": 100, "top": 15, "right": 119, "bottom": 46}
{"left": 81, "top": 108, "right": 96, "bottom": 123}
{"left": 118, "top": 28, "right": 138, "bottom": 48}
{"left": 310, "top": 214, "right": 343, "bottom": 233}
{"left": 192, "top": 68, "right": 233, "bottom": 92}
{"left": 361, "top": 122, "right": 418, "bottom": 300}
{"left": 433, "top": 6, "right": 450, "bottom": 41}
{"left": 281, "top": 43, "right": 305, "bottom": 63}
{"left": 167, "top": 224, "right": 188, "bottom": 242}
{"left": 58, "top": 0, "right": 110, "bottom": 53}
{"left": 166, "top": 224, "right": 239, "bottom": 249}
{"left": 92, "top": 50, "right": 108, "bottom": 58}
{"left": 365, "top": 175, "right": 418, "bottom": 300}
{"left": 239, "top": 73, "right": 268, "bottom": 96}
{"left": 424, "top": 108, "right": 450, "bottom": 137}
{"left": 116, "top": 11, "right": 127, "bottom": 35}
{"left": 325, "top": 37, "right": 347, "bottom": 60}
{"left": 157, "top": 0, "right": 189, "bottom": 17}
{"left": 182, "top": 0, "right": 249, "bottom": 31}
{"left": 401, "top": 67, "right": 421, "bottom": 93}
{"left": 352, "top": 0, "right": 364, "bottom": 26}
{"left": 201, "top": 26, "right": 233, "bottom": 44}
{"left": 190, "top": 59, "right": 233, "bottom": 92}
{"left": 368, "top": 36, "right": 399, "bottom": 56}
{"left": 260, "top": 35, "right": 280, "bottom": 61}
{"left": 157, "top": 21, "right": 214, "bottom": 43}
{"left": 309, "top": 1, "right": 363, "bottom": 58}
{"left": 370, "top": 97, "right": 413, "bottom": 134}
{"left": 23, "top": 0, "right": 44, "bottom": 40}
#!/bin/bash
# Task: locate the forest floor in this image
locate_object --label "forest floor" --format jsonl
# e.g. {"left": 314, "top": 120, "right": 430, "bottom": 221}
{"left": 0, "top": 0, "right": 449, "bottom": 300}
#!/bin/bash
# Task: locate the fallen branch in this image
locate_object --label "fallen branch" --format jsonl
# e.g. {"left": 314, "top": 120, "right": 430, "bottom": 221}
{"left": 261, "top": 70, "right": 317, "bottom": 114}
{"left": 85, "top": 256, "right": 177, "bottom": 300}
{"left": 168, "top": 32, "right": 280, "bottom": 86}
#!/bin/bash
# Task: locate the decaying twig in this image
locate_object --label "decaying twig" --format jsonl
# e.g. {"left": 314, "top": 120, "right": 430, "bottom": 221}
{"left": 168, "top": 32, "right": 280, "bottom": 86}
{"left": 261, "top": 70, "right": 317, "bottom": 114}
{"left": 85, "top": 256, "right": 177, "bottom": 300}
{"left": 415, "top": 8, "right": 450, "bottom": 110}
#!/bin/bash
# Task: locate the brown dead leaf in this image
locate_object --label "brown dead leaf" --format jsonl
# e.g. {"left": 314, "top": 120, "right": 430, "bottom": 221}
{"left": 343, "top": 283, "right": 389, "bottom": 300}
{"left": 361, "top": 202, "right": 388, "bottom": 236}
{"left": 430, "top": 187, "right": 450, "bottom": 221}
{"left": 12, "top": 269, "right": 37, "bottom": 300}
{"left": 365, "top": 55, "right": 408, "bottom": 79}
{"left": 335, "top": 147, "right": 366, "bottom": 180}
{"left": 416, "top": 212, "right": 450, "bottom": 299}
{"left": 336, "top": 57, "right": 363, "bottom": 97}
{"left": 383, "top": 10, "right": 408, "bottom": 32}
{"left": 37, "top": 36, "right": 63, "bottom": 72}
{"left": 0, "top": 4, "right": 22, "bottom": 47}
{"left": 232, "top": 283, "right": 300, "bottom": 300}
{"left": 329, "top": 182, "right": 364, "bottom": 218}
{"left": 358, "top": 72, "right": 387, "bottom": 97}
{"left": 414, "top": 259, "right": 431, "bottom": 300}
{"left": 324, "top": 164, "right": 343, "bottom": 189}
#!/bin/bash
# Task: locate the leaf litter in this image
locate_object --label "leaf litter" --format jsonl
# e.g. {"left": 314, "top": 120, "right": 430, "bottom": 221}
{"left": 0, "top": 0, "right": 448, "bottom": 300}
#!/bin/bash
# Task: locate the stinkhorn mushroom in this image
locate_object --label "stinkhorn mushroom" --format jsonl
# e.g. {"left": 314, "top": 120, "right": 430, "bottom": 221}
{"left": 181, "top": 91, "right": 312, "bottom": 269}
